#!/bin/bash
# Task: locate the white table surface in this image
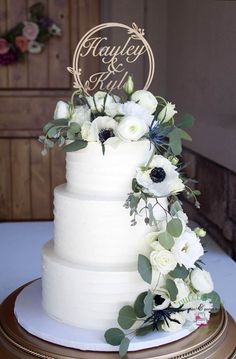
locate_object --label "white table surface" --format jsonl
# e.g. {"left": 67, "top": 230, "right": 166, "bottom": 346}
{"left": 0, "top": 221, "right": 235, "bottom": 320}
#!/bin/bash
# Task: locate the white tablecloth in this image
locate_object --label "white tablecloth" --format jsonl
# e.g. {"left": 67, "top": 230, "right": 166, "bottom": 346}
{"left": 0, "top": 222, "right": 235, "bottom": 319}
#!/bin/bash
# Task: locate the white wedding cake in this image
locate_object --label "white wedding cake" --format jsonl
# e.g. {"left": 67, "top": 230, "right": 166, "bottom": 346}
{"left": 42, "top": 140, "right": 167, "bottom": 330}
{"left": 39, "top": 78, "right": 220, "bottom": 356}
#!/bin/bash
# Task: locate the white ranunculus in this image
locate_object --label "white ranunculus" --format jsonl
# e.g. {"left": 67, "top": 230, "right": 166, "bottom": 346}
{"left": 158, "top": 102, "right": 177, "bottom": 123}
{"left": 174, "top": 279, "right": 190, "bottom": 303}
{"left": 81, "top": 116, "right": 117, "bottom": 143}
{"left": 131, "top": 90, "right": 158, "bottom": 114}
{"left": 150, "top": 249, "right": 177, "bottom": 275}
{"left": 86, "top": 91, "right": 119, "bottom": 113}
{"left": 121, "top": 101, "right": 154, "bottom": 126}
{"left": 191, "top": 268, "right": 214, "bottom": 294}
{"left": 69, "top": 105, "right": 91, "bottom": 126}
{"left": 162, "top": 312, "right": 186, "bottom": 332}
{"left": 171, "top": 228, "right": 204, "bottom": 269}
{"left": 54, "top": 101, "right": 70, "bottom": 120}
{"left": 136, "top": 155, "right": 185, "bottom": 197}
{"left": 117, "top": 115, "right": 148, "bottom": 141}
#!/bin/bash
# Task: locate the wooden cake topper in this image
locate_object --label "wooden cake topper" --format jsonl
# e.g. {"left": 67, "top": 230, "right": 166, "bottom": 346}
{"left": 67, "top": 22, "right": 155, "bottom": 95}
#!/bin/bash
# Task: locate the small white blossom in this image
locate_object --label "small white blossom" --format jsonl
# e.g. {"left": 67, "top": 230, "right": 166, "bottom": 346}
{"left": 54, "top": 101, "right": 70, "bottom": 120}
{"left": 28, "top": 40, "right": 44, "bottom": 54}
{"left": 158, "top": 102, "right": 177, "bottom": 123}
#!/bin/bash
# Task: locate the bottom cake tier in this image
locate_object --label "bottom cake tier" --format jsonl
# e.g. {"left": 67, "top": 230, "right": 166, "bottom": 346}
{"left": 42, "top": 240, "right": 148, "bottom": 331}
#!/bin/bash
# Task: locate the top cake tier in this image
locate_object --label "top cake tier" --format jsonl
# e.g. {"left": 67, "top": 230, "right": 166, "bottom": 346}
{"left": 66, "top": 140, "right": 152, "bottom": 197}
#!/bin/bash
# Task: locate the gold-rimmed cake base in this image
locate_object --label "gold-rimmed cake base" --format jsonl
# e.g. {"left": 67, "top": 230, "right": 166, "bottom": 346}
{"left": 0, "top": 281, "right": 235, "bottom": 359}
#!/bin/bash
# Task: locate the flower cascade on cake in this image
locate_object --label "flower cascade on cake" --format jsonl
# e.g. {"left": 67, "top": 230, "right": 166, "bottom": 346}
{"left": 39, "top": 76, "right": 221, "bottom": 358}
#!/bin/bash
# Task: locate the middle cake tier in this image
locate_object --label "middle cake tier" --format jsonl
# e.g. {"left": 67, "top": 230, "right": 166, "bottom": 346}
{"left": 54, "top": 184, "right": 168, "bottom": 267}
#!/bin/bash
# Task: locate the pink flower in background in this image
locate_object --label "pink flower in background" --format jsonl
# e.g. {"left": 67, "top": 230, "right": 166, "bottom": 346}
{"left": 22, "top": 22, "right": 39, "bottom": 40}
{"left": 0, "top": 38, "right": 9, "bottom": 55}
{"left": 15, "top": 36, "right": 28, "bottom": 53}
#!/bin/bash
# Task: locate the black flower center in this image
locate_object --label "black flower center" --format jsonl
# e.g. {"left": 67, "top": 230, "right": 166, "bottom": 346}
{"left": 154, "top": 294, "right": 165, "bottom": 306}
{"left": 150, "top": 167, "right": 166, "bottom": 183}
{"left": 98, "top": 128, "right": 115, "bottom": 143}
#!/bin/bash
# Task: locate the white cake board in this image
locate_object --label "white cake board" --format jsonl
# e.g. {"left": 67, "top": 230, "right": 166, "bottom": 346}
{"left": 14, "top": 279, "right": 198, "bottom": 352}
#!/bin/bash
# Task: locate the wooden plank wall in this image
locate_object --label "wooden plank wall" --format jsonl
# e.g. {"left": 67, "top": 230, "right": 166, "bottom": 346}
{"left": 0, "top": 0, "right": 100, "bottom": 220}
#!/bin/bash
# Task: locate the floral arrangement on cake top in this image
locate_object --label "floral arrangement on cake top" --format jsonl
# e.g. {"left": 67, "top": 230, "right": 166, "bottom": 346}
{"left": 40, "top": 76, "right": 221, "bottom": 358}
{"left": 0, "top": 2, "right": 61, "bottom": 66}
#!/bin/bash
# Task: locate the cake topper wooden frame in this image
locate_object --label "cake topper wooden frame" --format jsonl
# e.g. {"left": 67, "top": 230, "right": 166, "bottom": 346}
{"left": 67, "top": 22, "right": 155, "bottom": 95}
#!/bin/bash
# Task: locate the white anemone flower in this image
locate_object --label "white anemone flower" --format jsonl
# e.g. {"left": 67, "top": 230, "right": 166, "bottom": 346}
{"left": 81, "top": 116, "right": 117, "bottom": 143}
{"left": 136, "top": 155, "right": 185, "bottom": 197}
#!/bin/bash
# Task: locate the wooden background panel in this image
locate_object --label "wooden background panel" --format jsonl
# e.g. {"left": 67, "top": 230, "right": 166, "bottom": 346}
{"left": 0, "top": 0, "right": 8, "bottom": 88}
{"left": 0, "top": 139, "right": 11, "bottom": 220}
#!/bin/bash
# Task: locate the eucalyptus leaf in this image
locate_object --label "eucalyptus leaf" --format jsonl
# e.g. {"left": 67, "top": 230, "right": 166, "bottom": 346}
{"left": 170, "top": 200, "right": 182, "bottom": 216}
{"left": 63, "top": 140, "right": 87, "bottom": 152}
{"left": 46, "top": 126, "right": 60, "bottom": 138}
{"left": 179, "top": 114, "right": 195, "bottom": 129}
{"left": 157, "top": 231, "right": 174, "bottom": 250}
{"left": 67, "top": 130, "right": 76, "bottom": 140}
{"left": 118, "top": 306, "right": 137, "bottom": 329}
{"left": 144, "top": 290, "right": 153, "bottom": 316}
{"left": 169, "top": 129, "right": 182, "bottom": 155}
{"left": 43, "top": 122, "right": 54, "bottom": 134}
{"left": 69, "top": 122, "right": 80, "bottom": 133}
{"left": 166, "top": 218, "right": 183, "bottom": 237}
{"left": 138, "top": 254, "right": 152, "bottom": 284}
{"left": 52, "top": 118, "right": 69, "bottom": 126}
{"left": 148, "top": 203, "right": 157, "bottom": 226}
{"left": 119, "top": 337, "right": 130, "bottom": 358}
{"left": 134, "top": 291, "right": 148, "bottom": 318}
{"left": 136, "top": 324, "right": 153, "bottom": 336}
{"left": 104, "top": 328, "right": 125, "bottom": 346}
{"left": 201, "top": 291, "right": 221, "bottom": 313}
{"left": 166, "top": 278, "right": 178, "bottom": 301}
{"left": 178, "top": 128, "right": 192, "bottom": 141}
{"left": 169, "top": 264, "right": 189, "bottom": 279}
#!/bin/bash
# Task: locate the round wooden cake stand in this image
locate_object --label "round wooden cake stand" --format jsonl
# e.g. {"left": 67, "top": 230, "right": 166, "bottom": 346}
{"left": 0, "top": 282, "right": 235, "bottom": 359}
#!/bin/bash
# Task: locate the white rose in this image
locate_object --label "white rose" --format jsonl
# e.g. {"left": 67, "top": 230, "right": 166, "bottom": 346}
{"left": 54, "top": 101, "right": 70, "bottom": 120}
{"left": 174, "top": 279, "right": 190, "bottom": 303}
{"left": 171, "top": 228, "right": 204, "bottom": 269}
{"left": 150, "top": 249, "right": 177, "bottom": 275}
{"left": 70, "top": 105, "right": 91, "bottom": 126}
{"left": 157, "top": 102, "right": 177, "bottom": 123}
{"left": 86, "top": 91, "right": 119, "bottom": 112}
{"left": 131, "top": 90, "right": 158, "bottom": 114}
{"left": 121, "top": 101, "right": 153, "bottom": 126}
{"left": 162, "top": 312, "right": 186, "bottom": 332}
{"left": 191, "top": 268, "right": 214, "bottom": 294}
{"left": 105, "top": 102, "right": 123, "bottom": 118}
{"left": 117, "top": 115, "right": 148, "bottom": 141}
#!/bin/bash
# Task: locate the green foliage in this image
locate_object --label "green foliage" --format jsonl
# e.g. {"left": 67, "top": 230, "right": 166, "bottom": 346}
{"left": 118, "top": 306, "right": 137, "bottom": 329}
{"left": 157, "top": 231, "right": 174, "bottom": 250}
{"left": 201, "top": 291, "right": 221, "bottom": 313}
{"left": 169, "top": 264, "right": 189, "bottom": 279}
{"left": 168, "top": 127, "right": 192, "bottom": 155}
{"left": 136, "top": 324, "right": 153, "bottom": 336}
{"left": 69, "top": 122, "right": 80, "bottom": 133}
{"left": 166, "top": 218, "right": 183, "bottom": 237}
{"left": 119, "top": 337, "right": 130, "bottom": 358}
{"left": 144, "top": 290, "right": 153, "bottom": 316}
{"left": 148, "top": 203, "right": 157, "bottom": 226}
{"left": 134, "top": 291, "right": 148, "bottom": 318}
{"left": 63, "top": 140, "right": 87, "bottom": 152}
{"left": 179, "top": 114, "right": 195, "bottom": 129}
{"left": 166, "top": 278, "right": 178, "bottom": 301}
{"left": 170, "top": 200, "right": 182, "bottom": 216}
{"left": 104, "top": 328, "right": 125, "bottom": 346}
{"left": 138, "top": 254, "right": 152, "bottom": 284}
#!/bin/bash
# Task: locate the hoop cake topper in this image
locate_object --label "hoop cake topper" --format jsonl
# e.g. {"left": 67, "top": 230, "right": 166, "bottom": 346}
{"left": 67, "top": 22, "right": 155, "bottom": 95}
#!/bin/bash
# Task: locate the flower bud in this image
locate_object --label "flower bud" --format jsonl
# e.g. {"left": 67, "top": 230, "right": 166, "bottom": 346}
{"left": 123, "top": 75, "right": 134, "bottom": 96}
{"left": 168, "top": 156, "right": 179, "bottom": 165}
{"left": 194, "top": 227, "right": 206, "bottom": 237}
